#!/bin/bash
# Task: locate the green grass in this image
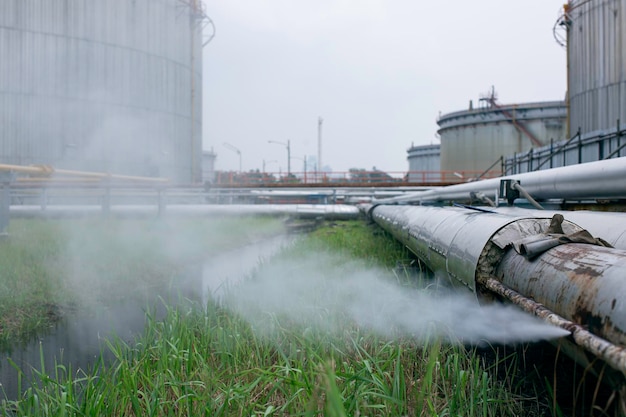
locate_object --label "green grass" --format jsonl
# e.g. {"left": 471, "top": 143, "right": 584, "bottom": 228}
{"left": 0, "top": 217, "right": 549, "bottom": 416}
{"left": 0, "top": 216, "right": 285, "bottom": 344}
{"left": 304, "top": 220, "right": 415, "bottom": 268}
{"left": 0, "top": 220, "right": 68, "bottom": 342}
{"left": 3, "top": 302, "right": 543, "bottom": 416}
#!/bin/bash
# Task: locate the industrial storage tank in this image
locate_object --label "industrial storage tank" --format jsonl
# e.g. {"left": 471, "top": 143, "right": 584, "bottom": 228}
{"left": 406, "top": 143, "right": 440, "bottom": 182}
{"left": 566, "top": 0, "right": 626, "bottom": 137}
{"left": 202, "top": 149, "right": 217, "bottom": 184}
{"left": 437, "top": 99, "right": 567, "bottom": 174}
{"left": 0, "top": 0, "right": 206, "bottom": 183}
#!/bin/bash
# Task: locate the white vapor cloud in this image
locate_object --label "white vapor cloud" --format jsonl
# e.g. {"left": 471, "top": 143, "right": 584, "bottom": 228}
{"left": 222, "top": 252, "right": 569, "bottom": 344}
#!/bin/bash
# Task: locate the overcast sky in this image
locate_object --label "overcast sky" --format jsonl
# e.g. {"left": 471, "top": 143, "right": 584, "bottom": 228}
{"left": 202, "top": 1, "right": 568, "bottom": 175}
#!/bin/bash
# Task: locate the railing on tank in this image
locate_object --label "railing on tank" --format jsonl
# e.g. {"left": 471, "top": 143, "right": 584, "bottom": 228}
{"left": 504, "top": 122, "right": 626, "bottom": 175}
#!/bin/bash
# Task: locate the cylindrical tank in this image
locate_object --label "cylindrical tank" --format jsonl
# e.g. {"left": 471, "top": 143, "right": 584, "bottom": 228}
{"left": 567, "top": 0, "right": 626, "bottom": 137}
{"left": 0, "top": 0, "right": 203, "bottom": 183}
{"left": 406, "top": 143, "right": 440, "bottom": 182}
{"left": 437, "top": 101, "right": 566, "bottom": 173}
{"left": 202, "top": 149, "right": 217, "bottom": 184}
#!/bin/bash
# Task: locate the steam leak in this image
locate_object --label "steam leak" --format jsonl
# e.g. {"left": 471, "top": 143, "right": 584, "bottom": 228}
{"left": 221, "top": 252, "right": 570, "bottom": 344}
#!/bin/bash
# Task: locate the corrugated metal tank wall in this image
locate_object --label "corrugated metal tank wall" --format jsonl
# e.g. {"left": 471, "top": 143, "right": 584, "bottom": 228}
{"left": 406, "top": 144, "right": 440, "bottom": 182}
{"left": 568, "top": 0, "right": 625, "bottom": 136}
{"left": 202, "top": 149, "right": 216, "bottom": 183}
{"left": 437, "top": 101, "right": 566, "bottom": 173}
{"left": 0, "top": 0, "right": 202, "bottom": 183}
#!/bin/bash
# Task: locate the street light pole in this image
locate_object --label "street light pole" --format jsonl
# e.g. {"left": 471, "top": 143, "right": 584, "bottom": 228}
{"left": 222, "top": 142, "right": 242, "bottom": 173}
{"left": 318, "top": 117, "right": 323, "bottom": 182}
{"left": 268, "top": 140, "right": 291, "bottom": 176}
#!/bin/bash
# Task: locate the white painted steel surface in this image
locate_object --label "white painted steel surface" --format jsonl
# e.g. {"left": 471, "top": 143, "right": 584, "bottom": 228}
{"left": 368, "top": 205, "right": 525, "bottom": 290}
{"left": 376, "top": 157, "right": 626, "bottom": 204}
{"left": 568, "top": 0, "right": 626, "bottom": 136}
{"left": 493, "top": 207, "right": 626, "bottom": 250}
{"left": 406, "top": 144, "right": 440, "bottom": 182}
{"left": 9, "top": 204, "right": 361, "bottom": 220}
{"left": 0, "top": 0, "right": 203, "bottom": 183}
{"left": 437, "top": 101, "right": 566, "bottom": 173}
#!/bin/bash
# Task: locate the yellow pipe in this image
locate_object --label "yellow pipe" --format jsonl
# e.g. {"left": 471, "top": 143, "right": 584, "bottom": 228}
{"left": 16, "top": 178, "right": 101, "bottom": 183}
{"left": 0, "top": 163, "right": 169, "bottom": 183}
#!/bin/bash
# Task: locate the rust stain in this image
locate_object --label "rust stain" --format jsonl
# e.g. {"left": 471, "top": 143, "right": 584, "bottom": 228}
{"left": 572, "top": 265, "right": 603, "bottom": 279}
{"left": 573, "top": 307, "right": 603, "bottom": 335}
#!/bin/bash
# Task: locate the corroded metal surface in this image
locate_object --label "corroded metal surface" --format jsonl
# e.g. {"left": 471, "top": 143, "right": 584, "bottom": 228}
{"left": 495, "top": 244, "right": 626, "bottom": 348}
{"left": 483, "top": 277, "right": 626, "bottom": 377}
{"left": 368, "top": 203, "right": 626, "bottom": 384}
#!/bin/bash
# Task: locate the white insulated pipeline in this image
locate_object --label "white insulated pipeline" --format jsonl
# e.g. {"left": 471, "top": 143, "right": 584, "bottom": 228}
{"left": 366, "top": 204, "right": 626, "bottom": 378}
{"left": 9, "top": 204, "right": 361, "bottom": 220}
{"left": 375, "top": 156, "right": 626, "bottom": 205}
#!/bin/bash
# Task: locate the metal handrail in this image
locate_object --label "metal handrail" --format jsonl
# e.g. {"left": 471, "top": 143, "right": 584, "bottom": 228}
{"left": 532, "top": 128, "right": 581, "bottom": 172}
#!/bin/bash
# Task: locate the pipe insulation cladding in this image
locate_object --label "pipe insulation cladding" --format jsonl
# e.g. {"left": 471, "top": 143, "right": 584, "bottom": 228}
{"left": 376, "top": 157, "right": 626, "bottom": 205}
{"left": 366, "top": 204, "right": 626, "bottom": 379}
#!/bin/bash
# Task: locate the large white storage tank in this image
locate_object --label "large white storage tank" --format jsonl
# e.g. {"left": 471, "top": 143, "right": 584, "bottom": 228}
{"left": 0, "top": 0, "right": 204, "bottom": 183}
{"left": 566, "top": 0, "right": 626, "bottom": 137}
{"left": 406, "top": 143, "right": 440, "bottom": 182}
{"left": 437, "top": 100, "right": 567, "bottom": 174}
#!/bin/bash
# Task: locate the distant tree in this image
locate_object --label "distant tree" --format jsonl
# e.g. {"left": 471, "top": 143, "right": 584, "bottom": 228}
{"left": 348, "top": 167, "right": 395, "bottom": 183}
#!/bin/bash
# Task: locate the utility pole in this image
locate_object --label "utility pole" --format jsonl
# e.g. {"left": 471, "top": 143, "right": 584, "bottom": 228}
{"left": 318, "top": 117, "right": 323, "bottom": 180}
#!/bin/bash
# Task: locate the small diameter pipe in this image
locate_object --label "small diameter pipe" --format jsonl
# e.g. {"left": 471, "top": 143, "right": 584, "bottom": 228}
{"left": 512, "top": 182, "right": 544, "bottom": 210}
{"left": 0, "top": 163, "right": 168, "bottom": 183}
{"left": 483, "top": 277, "right": 626, "bottom": 376}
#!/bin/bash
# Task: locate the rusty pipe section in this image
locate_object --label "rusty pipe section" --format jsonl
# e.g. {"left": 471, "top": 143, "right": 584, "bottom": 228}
{"left": 493, "top": 243, "right": 626, "bottom": 347}
{"left": 366, "top": 204, "right": 626, "bottom": 376}
{"left": 483, "top": 278, "right": 626, "bottom": 377}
